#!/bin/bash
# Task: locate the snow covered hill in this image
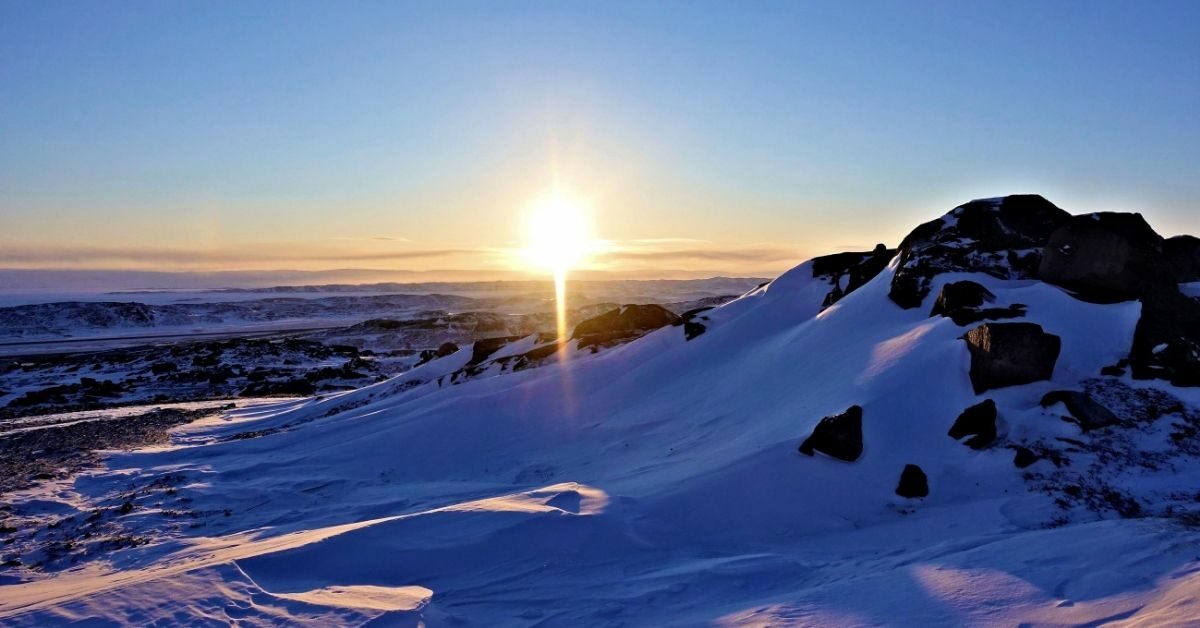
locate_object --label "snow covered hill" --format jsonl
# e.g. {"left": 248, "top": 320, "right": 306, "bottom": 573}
{"left": 2, "top": 196, "right": 1200, "bottom": 626}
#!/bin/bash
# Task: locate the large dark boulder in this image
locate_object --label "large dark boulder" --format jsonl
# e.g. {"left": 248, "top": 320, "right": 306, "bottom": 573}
{"left": 1040, "top": 390, "right": 1120, "bottom": 431}
{"left": 1130, "top": 289, "right": 1200, "bottom": 386}
{"left": 963, "top": 323, "right": 1061, "bottom": 393}
{"left": 798, "top": 405, "right": 863, "bottom": 462}
{"left": 1165, "top": 235, "right": 1200, "bottom": 283}
{"left": 1038, "top": 212, "right": 1173, "bottom": 303}
{"left": 895, "top": 464, "right": 929, "bottom": 498}
{"left": 947, "top": 399, "right": 998, "bottom": 449}
{"left": 931, "top": 281, "right": 994, "bottom": 313}
{"left": 813, "top": 244, "right": 896, "bottom": 308}
{"left": 1012, "top": 446, "right": 1039, "bottom": 468}
{"left": 890, "top": 195, "right": 1070, "bottom": 309}
{"left": 929, "top": 281, "right": 1025, "bottom": 326}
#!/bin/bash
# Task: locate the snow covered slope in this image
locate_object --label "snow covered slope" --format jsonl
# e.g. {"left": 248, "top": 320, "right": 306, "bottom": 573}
{"left": 3, "top": 197, "right": 1200, "bottom": 626}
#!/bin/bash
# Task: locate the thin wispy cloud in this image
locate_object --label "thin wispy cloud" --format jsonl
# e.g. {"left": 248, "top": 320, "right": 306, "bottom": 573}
{"left": 589, "top": 238, "right": 798, "bottom": 268}
{"left": 596, "top": 247, "right": 797, "bottom": 264}
{"left": 0, "top": 245, "right": 482, "bottom": 268}
{"left": 629, "top": 237, "right": 711, "bottom": 244}
{"left": 329, "top": 236, "right": 414, "bottom": 242}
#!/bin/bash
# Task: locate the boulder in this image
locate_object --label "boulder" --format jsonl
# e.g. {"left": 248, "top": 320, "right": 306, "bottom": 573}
{"left": 931, "top": 281, "right": 994, "bottom": 313}
{"left": 895, "top": 464, "right": 929, "bottom": 498}
{"left": 798, "top": 405, "right": 863, "bottom": 462}
{"left": 1012, "top": 446, "right": 1039, "bottom": 469}
{"left": 963, "top": 323, "right": 1061, "bottom": 393}
{"left": 1165, "top": 235, "right": 1200, "bottom": 282}
{"left": 890, "top": 195, "right": 1070, "bottom": 309}
{"left": 947, "top": 399, "right": 998, "bottom": 449}
{"left": 1038, "top": 212, "right": 1173, "bottom": 303}
{"left": 1131, "top": 288, "right": 1200, "bottom": 386}
{"left": 929, "top": 281, "right": 1026, "bottom": 326}
{"left": 1040, "top": 390, "right": 1120, "bottom": 431}
{"left": 813, "top": 244, "right": 896, "bottom": 308}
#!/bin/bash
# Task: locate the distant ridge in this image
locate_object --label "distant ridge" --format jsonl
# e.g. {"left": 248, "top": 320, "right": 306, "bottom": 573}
{"left": 0, "top": 268, "right": 779, "bottom": 293}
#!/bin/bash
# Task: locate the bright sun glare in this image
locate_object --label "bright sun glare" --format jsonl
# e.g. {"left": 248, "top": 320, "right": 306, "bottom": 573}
{"left": 521, "top": 191, "right": 592, "bottom": 345}
{"left": 521, "top": 193, "right": 591, "bottom": 278}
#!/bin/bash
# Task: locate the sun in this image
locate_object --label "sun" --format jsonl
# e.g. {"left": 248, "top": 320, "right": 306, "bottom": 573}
{"left": 520, "top": 190, "right": 594, "bottom": 345}
{"left": 521, "top": 192, "right": 592, "bottom": 278}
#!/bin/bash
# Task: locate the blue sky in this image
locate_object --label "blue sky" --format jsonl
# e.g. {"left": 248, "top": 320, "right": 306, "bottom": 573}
{"left": 1, "top": 0, "right": 1197, "bottom": 274}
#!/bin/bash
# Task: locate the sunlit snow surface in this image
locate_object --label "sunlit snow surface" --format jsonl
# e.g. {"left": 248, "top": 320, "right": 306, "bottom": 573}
{"left": 3, "top": 258, "right": 1200, "bottom": 626}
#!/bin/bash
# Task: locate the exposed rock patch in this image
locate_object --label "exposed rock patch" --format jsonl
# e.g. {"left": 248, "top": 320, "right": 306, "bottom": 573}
{"left": 948, "top": 399, "right": 998, "bottom": 449}
{"left": 0, "top": 406, "right": 230, "bottom": 496}
{"left": 963, "top": 323, "right": 1061, "bottom": 393}
{"left": 1081, "top": 378, "right": 1186, "bottom": 425}
{"left": 798, "top": 405, "right": 863, "bottom": 462}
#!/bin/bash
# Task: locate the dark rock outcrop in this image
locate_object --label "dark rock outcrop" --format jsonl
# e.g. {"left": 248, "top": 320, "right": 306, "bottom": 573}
{"left": 1165, "top": 235, "right": 1200, "bottom": 282}
{"left": 895, "top": 464, "right": 929, "bottom": 498}
{"left": 963, "top": 323, "right": 1061, "bottom": 393}
{"left": 150, "top": 361, "right": 177, "bottom": 375}
{"left": 929, "top": 281, "right": 1025, "bottom": 325}
{"left": 813, "top": 244, "right": 896, "bottom": 308}
{"left": 670, "top": 306, "right": 714, "bottom": 341}
{"left": 947, "top": 399, "right": 998, "bottom": 449}
{"left": 1032, "top": 213, "right": 1200, "bottom": 386}
{"left": 1038, "top": 212, "right": 1173, "bottom": 303}
{"left": 417, "top": 341, "right": 459, "bottom": 366}
{"left": 572, "top": 305, "right": 680, "bottom": 349}
{"left": 889, "top": 195, "right": 1070, "bottom": 309}
{"left": 239, "top": 379, "right": 317, "bottom": 397}
{"left": 1040, "top": 390, "right": 1120, "bottom": 431}
{"left": 1131, "top": 289, "right": 1200, "bottom": 386}
{"left": 798, "top": 405, "right": 863, "bottom": 462}
{"left": 468, "top": 336, "right": 524, "bottom": 366}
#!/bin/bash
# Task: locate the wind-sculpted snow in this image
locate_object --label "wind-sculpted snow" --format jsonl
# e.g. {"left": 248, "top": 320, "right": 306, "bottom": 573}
{"left": 4, "top": 201, "right": 1200, "bottom": 625}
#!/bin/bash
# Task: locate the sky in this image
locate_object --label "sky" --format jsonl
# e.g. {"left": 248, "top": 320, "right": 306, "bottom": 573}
{"left": 1, "top": 0, "right": 1197, "bottom": 279}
